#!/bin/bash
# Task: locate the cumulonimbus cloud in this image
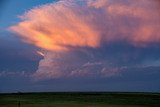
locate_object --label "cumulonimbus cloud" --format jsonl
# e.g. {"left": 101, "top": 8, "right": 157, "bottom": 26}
{"left": 10, "top": 0, "right": 160, "bottom": 51}
{"left": 9, "top": 0, "right": 160, "bottom": 80}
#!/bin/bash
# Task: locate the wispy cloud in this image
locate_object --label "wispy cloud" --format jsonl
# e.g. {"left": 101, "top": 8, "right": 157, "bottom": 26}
{"left": 0, "top": 70, "right": 29, "bottom": 77}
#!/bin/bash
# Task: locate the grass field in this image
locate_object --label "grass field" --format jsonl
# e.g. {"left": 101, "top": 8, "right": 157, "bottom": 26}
{"left": 0, "top": 92, "right": 160, "bottom": 107}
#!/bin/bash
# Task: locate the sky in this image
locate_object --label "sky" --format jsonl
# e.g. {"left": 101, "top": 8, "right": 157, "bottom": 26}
{"left": 0, "top": 0, "right": 160, "bottom": 93}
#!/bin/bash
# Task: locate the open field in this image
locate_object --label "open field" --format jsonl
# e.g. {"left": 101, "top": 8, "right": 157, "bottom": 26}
{"left": 0, "top": 92, "right": 160, "bottom": 107}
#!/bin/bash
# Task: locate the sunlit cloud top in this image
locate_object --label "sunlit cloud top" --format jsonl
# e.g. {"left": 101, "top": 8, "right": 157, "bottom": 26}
{"left": 9, "top": 0, "right": 160, "bottom": 51}
{"left": 8, "top": 0, "right": 160, "bottom": 80}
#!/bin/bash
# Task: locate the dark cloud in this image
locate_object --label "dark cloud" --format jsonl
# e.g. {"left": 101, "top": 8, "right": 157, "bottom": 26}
{"left": 32, "top": 42, "right": 160, "bottom": 80}
{"left": 0, "top": 31, "right": 41, "bottom": 73}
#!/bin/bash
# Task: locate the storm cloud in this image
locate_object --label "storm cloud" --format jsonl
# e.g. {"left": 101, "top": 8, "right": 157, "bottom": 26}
{"left": 9, "top": 0, "right": 160, "bottom": 80}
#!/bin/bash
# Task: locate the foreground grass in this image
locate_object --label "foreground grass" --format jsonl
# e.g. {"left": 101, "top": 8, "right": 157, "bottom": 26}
{"left": 0, "top": 92, "right": 160, "bottom": 107}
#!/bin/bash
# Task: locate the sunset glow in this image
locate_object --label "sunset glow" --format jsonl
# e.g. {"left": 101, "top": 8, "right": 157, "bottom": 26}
{"left": 0, "top": 0, "right": 160, "bottom": 92}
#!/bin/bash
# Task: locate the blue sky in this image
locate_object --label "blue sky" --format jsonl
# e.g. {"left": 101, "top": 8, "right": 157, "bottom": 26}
{"left": 0, "top": 0, "right": 160, "bottom": 93}
{"left": 0, "top": 0, "right": 55, "bottom": 28}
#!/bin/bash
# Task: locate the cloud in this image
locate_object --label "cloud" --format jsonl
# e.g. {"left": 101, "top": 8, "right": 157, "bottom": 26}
{"left": 0, "top": 70, "right": 29, "bottom": 77}
{"left": 10, "top": 0, "right": 160, "bottom": 51}
{"left": 9, "top": 0, "right": 160, "bottom": 80}
{"left": 32, "top": 51, "right": 122, "bottom": 81}
{"left": 83, "top": 62, "right": 102, "bottom": 67}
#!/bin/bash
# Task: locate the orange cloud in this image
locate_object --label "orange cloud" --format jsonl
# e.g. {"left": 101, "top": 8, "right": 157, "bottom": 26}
{"left": 9, "top": 0, "right": 160, "bottom": 80}
{"left": 10, "top": 1, "right": 100, "bottom": 51}
{"left": 10, "top": 0, "right": 160, "bottom": 51}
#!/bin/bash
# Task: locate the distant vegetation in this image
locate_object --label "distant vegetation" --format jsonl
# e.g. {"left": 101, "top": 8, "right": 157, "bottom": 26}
{"left": 0, "top": 92, "right": 160, "bottom": 107}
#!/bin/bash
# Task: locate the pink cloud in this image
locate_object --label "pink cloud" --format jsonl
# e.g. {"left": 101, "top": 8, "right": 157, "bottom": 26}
{"left": 9, "top": 0, "right": 160, "bottom": 80}
{"left": 10, "top": 0, "right": 160, "bottom": 51}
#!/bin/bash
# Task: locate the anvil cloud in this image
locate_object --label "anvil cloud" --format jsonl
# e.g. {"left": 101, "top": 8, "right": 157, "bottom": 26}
{"left": 10, "top": 0, "right": 160, "bottom": 51}
{"left": 9, "top": 0, "right": 160, "bottom": 80}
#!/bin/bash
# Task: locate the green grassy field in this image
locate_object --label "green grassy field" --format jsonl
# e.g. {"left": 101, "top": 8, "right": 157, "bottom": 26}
{"left": 0, "top": 92, "right": 160, "bottom": 107}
